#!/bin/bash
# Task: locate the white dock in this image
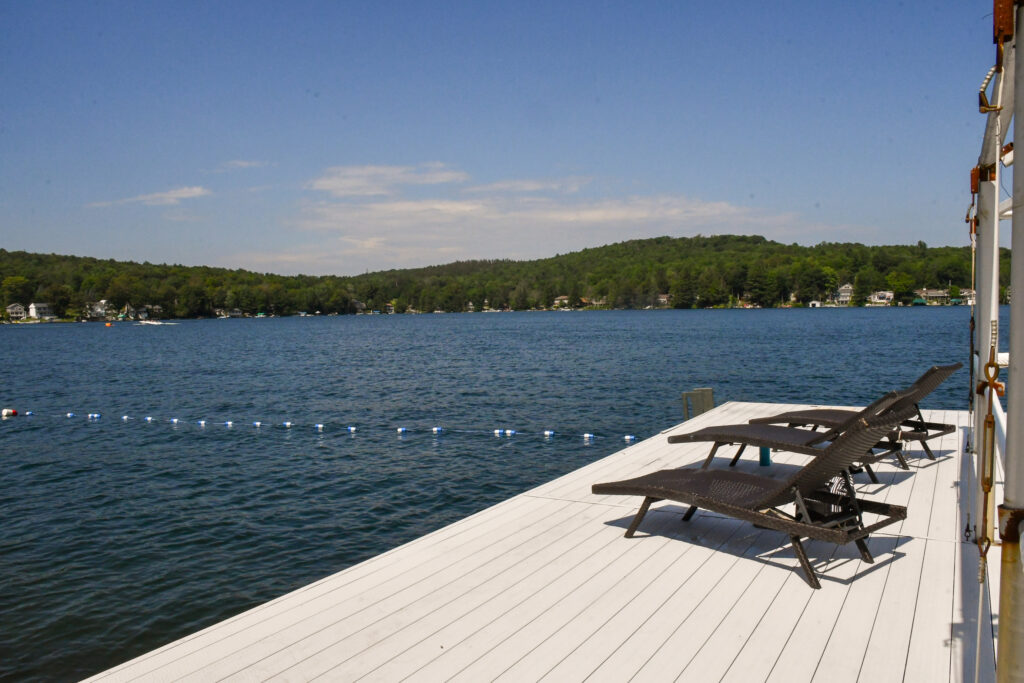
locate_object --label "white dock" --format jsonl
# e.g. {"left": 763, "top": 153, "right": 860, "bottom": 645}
{"left": 88, "top": 402, "right": 999, "bottom": 682}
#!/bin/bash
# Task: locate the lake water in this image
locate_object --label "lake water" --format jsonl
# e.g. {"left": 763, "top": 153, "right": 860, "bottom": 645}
{"left": 0, "top": 308, "right": 983, "bottom": 680}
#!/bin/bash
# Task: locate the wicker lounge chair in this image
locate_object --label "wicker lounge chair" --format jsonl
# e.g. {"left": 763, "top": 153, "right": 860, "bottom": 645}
{"left": 664, "top": 389, "right": 912, "bottom": 483}
{"left": 747, "top": 362, "right": 962, "bottom": 461}
{"left": 592, "top": 402, "right": 912, "bottom": 588}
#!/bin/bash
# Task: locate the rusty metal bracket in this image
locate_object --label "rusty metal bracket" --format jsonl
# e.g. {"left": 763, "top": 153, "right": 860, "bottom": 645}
{"left": 998, "top": 504, "right": 1024, "bottom": 542}
{"left": 976, "top": 380, "right": 1006, "bottom": 397}
{"left": 994, "top": 0, "right": 1015, "bottom": 46}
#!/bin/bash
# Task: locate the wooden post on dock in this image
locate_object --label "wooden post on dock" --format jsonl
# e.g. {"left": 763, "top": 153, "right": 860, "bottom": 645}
{"left": 681, "top": 387, "right": 714, "bottom": 420}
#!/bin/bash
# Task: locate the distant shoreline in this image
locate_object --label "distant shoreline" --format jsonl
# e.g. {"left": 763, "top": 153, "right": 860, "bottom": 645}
{"left": 1, "top": 302, "right": 983, "bottom": 325}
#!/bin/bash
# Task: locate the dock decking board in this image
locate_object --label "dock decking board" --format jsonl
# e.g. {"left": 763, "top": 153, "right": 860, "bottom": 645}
{"left": 87, "top": 402, "right": 999, "bottom": 682}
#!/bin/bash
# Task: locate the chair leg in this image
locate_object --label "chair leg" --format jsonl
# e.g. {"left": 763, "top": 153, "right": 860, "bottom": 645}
{"left": 894, "top": 448, "right": 909, "bottom": 470}
{"left": 920, "top": 439, "right": 936, "bottom": 460}
{"left": 625, "top": 497, "right": 655, "bottom": 538}
{"left": 790, "top": 535, "right": 821, "bottom": 589}
{"left": 682, "top": 505, "right": 698, "bottom": 521}
{"left": 701, "top": 443, "right": 722, "bottom": 469}
{"left": 855, "top": 538, "right": 874, "bottom": 564}
{"left": 863, "top": 464, "right": 880, "bottom": 484}
{"left": 728, "top": 444, "right": 747, "bottom": 467}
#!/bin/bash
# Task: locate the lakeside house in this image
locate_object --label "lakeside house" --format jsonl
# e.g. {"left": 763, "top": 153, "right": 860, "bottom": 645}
{"left": 6, "top": 303, "right": 26, "bottom": 320}
{"left": 28, "top": 302, "right": 55, "bottom": 320}
{"left": 837, "top": 282, "right": 854, "bottom": 305}
{"left": 86, "top": 300, "right": 115, "bottom": 320}
{"left": 214, "top": 308, "right": 244, "bottom": 318}
{"left": 915, "top": 288, "right": 951, "bottom": 305}
{"left": 868, "top": 290, "right": 894, "bottom": 306}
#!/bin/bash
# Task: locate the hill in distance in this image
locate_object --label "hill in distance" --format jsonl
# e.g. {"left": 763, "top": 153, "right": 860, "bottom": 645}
{"left": 0, "top": 234, "right": 1003, "bottom": 318}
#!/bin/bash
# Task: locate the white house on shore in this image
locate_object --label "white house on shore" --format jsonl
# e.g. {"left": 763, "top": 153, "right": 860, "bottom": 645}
{"left": 868, "top": 290, "right": 894, "bottom": 306}
{"left": 837, "top": 283, "right": 854, "bottom": 305}
{"left": 28, "top": 302, "right": 54, "bottom": 320}
{"left": 6, "top": 303, "right": 26, "bottom": 320}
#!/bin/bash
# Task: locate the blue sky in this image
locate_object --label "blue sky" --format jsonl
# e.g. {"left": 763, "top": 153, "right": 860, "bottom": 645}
{"left": 0, "top": 1, "right": 1001, "bottom": 276}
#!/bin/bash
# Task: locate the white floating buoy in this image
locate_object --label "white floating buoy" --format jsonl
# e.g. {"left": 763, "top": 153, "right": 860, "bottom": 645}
{"left": 197, "top": 420, "right": 206, "bottom": 427}
{"left": 224, "top": 421, "right": 233, "bottom": 427}
{"left": 494, "top": 429, "right": 502, "bottom": 436}
{"left": 347, "top": 426, "right": 357, "bottom": 433}
{"left": 122, "top": 415, "right": 130, "bottom": 421}
{"left": 283, "top": 421, "right": 292, "bottom": 428}
{"left": 314, "top": 423, "right": 324, "bottom": 431}
{"left": 505, "top": 429, "right": 516, "bottom": 436}
{"left": 543, "top": 430, "right": 555, "bottom": 437}
{"left": 624, "top": 434, "right": 636, "bottom": 442}
{"left": 24, "top": 411, "right": 33, "bottom": 416}
{"left": 66, "top": 412, "right": 76, "bottom": 418}
{"left": 396, "top": 427, "right": 408, "bottom": 433}
{"left": 583, "top": 433, "right": 595, "bottom": 440}
{"left": 1, "top": 408, "right": 17, "bottom": 417}
{"left": 253, "top": 421, "right": 262, "bottom": 428}
{"left": 170, "top": 418, "right": 179, "bottom": 424}
{"left": 432, "top": 426, "right": 443, "bottom": 434}
{"left": 145, "top": 416, "right": 154, "bottom": 423}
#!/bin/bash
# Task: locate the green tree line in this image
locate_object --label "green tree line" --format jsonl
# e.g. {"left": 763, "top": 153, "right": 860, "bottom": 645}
{"left": 0, "top": 235, "right": 1008, "bottom": 319}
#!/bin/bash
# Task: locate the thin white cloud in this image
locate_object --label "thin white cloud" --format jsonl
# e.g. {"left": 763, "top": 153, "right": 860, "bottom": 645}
{"left": 216, "top": 158, "right": 272, "bottom": 172}
{"left": 259, "top": 162, "right": 862, "bottom": 275}
{"left": 309, "top": 163, "right": 469, "bottom": 197}
{"left": 464, "top": 176, "right": 590, "bottom": 194}
{"left": 88, "top": 186, "right": 212, "bottom": 208}
{"left": 299, "top": 194, "right": 755, "bottom": 233}
{"left": 222, "top": 160, "right": 271, "bottom": 169}
{"left": 286, "top": 193, "right": 840, "bottom": 272}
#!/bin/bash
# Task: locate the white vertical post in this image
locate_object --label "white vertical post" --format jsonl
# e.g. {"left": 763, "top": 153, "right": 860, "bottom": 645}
{"left": 975, "top": 34, "right": 1012, "bottom": 543}
{"left": 977, "top": 171, "right": 999, "bottom": 542}
{"left": 999, "top": 11, "right": 1024, "bottom": 681}
{"left": 977, "top": 175, "right": 1000, "bottom": 367}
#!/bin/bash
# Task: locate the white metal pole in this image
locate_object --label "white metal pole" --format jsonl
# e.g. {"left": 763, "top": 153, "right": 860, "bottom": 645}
{"left": 977, "top": 171, "right": 999, "bottom": 541}
{"left": 999, "top": 10, "right": 1024, "bottom": 681}
{"left": 977, "top": 176, "right": 999, "bottom": 366}
{"left": 975, "top": 36, "right": 1012, "bottom": 542}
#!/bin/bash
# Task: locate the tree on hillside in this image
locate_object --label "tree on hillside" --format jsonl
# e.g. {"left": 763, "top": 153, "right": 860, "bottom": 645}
{"left": 1, "top": 275, "right": 34, "bottom": 306}
{"left": 886, "top": 271, "right": 916, "bottom": 305}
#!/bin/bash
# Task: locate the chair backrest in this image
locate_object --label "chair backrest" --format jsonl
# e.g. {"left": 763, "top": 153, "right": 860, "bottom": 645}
{"left": 904, "top": 362, "right": 963, "bottom": 405}
{"left": 757, "top": 391, "right": 917, "bottom": 509}
{"left": 803, "top": 363, "right": 962, "bottom": 446}
{"left": 805, "top": 389, "right": 907, "bottom": 445}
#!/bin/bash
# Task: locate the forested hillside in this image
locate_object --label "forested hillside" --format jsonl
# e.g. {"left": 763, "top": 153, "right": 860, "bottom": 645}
{"left": 0, "top": 235, "right": 1006, "bottom": 318}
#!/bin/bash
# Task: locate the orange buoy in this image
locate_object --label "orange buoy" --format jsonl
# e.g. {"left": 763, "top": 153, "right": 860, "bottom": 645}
{"left": 105, "top": 322, "right": 112, "bottom": 327}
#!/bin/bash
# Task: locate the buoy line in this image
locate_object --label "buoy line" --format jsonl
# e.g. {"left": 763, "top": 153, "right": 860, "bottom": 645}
{"left": 0, "top": 409, "right": 639, "bottom": 442}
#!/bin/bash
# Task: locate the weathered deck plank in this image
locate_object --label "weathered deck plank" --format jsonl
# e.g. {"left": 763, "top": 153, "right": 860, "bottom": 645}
{"left": 87, "top": 402, "right": 996, "bottom": 683}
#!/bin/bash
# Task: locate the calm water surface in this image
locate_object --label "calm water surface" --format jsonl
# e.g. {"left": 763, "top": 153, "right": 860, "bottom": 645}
{"left": 0, "top": 308, "right": 979, "bottom": 679}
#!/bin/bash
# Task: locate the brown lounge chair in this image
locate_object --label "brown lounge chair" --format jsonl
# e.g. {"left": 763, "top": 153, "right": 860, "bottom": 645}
{"left": 747, "top": 362, "right": 963, "bottom": 461}
{"left": 664, "top": 389, "right": 913, "bottom": 483}
{"left": 592, "top": 395, "right": 913, "bottom": 588}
